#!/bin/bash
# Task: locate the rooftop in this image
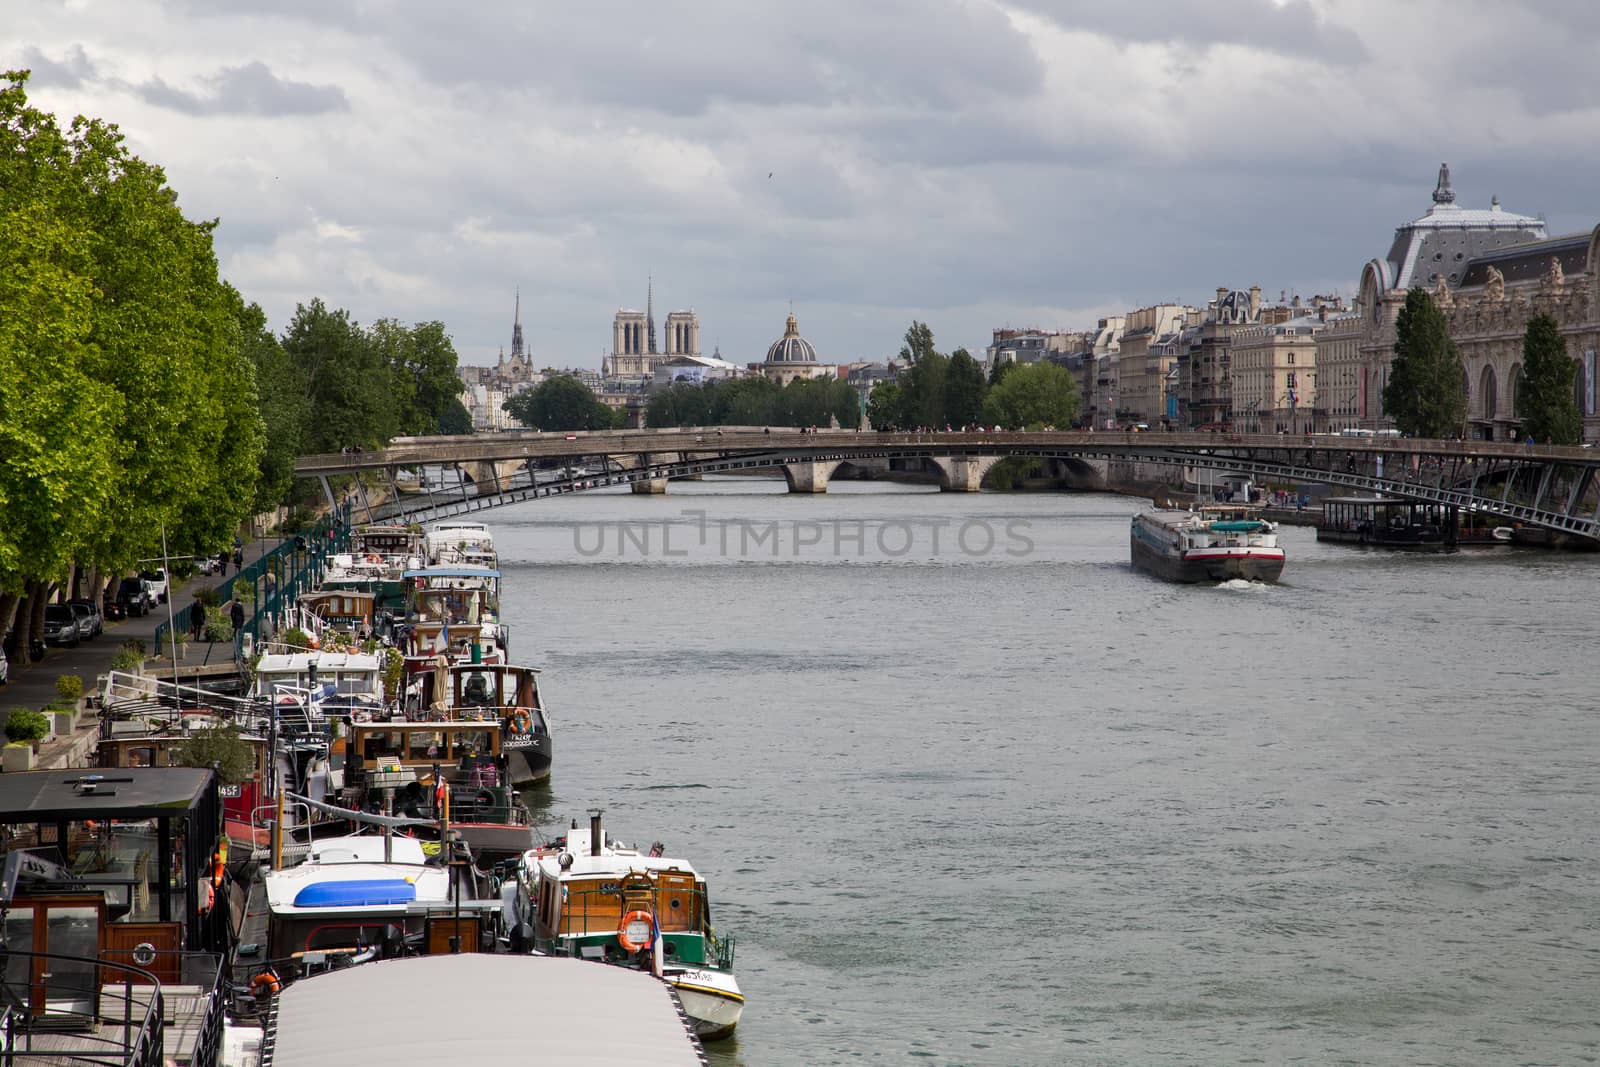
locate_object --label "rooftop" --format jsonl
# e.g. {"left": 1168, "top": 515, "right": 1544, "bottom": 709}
{"left": 269, "top": 954, "right": 706, "bottom": 1066}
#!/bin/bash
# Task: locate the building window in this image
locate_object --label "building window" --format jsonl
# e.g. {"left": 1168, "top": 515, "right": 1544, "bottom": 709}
{"left": 1287, "top": 352, "right": 1295, "bottom": 365}
{"left": 1287, "top": 372, "right": 1297, "bottom": 389}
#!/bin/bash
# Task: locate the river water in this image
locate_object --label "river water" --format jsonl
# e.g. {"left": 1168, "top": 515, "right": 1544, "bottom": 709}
{"left": 488, "top": 478, "right": 1600, "bottom": 1066}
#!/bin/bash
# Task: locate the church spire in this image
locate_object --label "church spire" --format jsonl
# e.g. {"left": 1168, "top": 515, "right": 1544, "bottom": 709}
{"left": 646, "top": 276, "right": 658, "bottom": 355}
{"left": 510, "top": 288, "right": 525, "bottom": 361}
{"left": 1432, "top": 162, "right": 1455, "bottom": 205}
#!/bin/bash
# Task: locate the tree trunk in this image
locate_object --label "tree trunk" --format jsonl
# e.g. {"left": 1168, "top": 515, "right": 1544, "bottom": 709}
{"left": 17, "top": 580, "right": 47, "bottom": 670}
{"left": 0, "top": 592, "right": 18, "bottom": 673}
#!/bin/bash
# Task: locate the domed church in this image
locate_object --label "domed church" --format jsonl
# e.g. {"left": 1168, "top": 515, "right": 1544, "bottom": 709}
{"left": 760, "top": 311, "right": 834, "bottom": 386}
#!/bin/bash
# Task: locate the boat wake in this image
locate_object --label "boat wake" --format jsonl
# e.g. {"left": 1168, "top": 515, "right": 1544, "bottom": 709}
{"left": 1215, "top": 578, "right": 1270, "bottom": 592}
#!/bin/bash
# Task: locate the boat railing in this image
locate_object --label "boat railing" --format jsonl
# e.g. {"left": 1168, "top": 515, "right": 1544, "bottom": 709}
{"left": 710, "top": 932, "right": 735, "bottom": 969}
{"left": 0, "top": 950, "right": 221, "bottom": 1067}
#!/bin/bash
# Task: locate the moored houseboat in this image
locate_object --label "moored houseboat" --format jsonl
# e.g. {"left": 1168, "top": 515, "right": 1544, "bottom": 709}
{"left": 516, "top": 811, "right": 743, "bottom": 1041}
{"left": 1317, "top": 496, "right": 1460, "bottom": 547}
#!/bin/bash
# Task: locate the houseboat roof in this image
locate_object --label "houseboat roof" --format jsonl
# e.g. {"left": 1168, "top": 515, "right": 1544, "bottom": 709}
{"left": 403, "top": 566, "right": 501, "bottom": 579}
{"left": 0, "top": 767, "right": 214, "bottom": 822}
{"left": 255, "top": 652, "right": 382, "bottom": 673}
{"left": 268, "top": 954, "right": 707, "bottom": 1065}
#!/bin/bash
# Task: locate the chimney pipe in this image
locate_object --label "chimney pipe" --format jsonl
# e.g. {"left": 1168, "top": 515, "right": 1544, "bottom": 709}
{"left": 589, "top": 810, "right": 603, "bottom": 856}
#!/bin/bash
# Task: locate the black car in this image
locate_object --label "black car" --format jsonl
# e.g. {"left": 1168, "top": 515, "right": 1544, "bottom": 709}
{"left": 43, "top": 604, "right": 82, "bottom": 647}
{"left": 116, "top": 577, "right": 152, "bottom": 617}
{"left": 66, "top": 598, "right": 103, "bottom": 639}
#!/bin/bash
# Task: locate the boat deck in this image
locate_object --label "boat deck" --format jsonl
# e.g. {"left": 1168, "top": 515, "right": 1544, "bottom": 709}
{"left": 3, "top": 986, "right": 214, "bottom": 1066}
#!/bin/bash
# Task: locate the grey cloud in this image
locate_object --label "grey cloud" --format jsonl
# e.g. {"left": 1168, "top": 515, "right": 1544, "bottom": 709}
{"left": 16, "top": 44, "right": 99, "bottom": 88}
{"left": 358, "top": 0, "right": 1040, "bottom": 115}
{"left": 1006, "top": 0, "right": 1368, "bottom": 65}
{"left": 135, "top": 61, "right": 347, "bottom": 116}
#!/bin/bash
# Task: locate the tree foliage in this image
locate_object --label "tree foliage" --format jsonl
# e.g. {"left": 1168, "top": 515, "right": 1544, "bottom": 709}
{"left": 1516, "top": 312, "right": 1581, "bottom": 445}
{"left": 982, "top": 361, "right": 1080, "bottom": 429}
{"left": 944, "top": 348, "right": 987, "bottom": 427}
{"left": 0, "top": 70, "right": 264, "bottom": 661}
{"left": 1382, "top": 287, "right": 1466, "bottom": 438}
{"left": 504, "top": 375, "right": 618, "bottom": 431}
{"left": 899, "top": 321, "right": 937, "bottom": 365}
{"left": 644, "top": 375, "right": 858, "bottom": 429}
{"left": 174, "top": 723, "right": 255, "bottom": 785}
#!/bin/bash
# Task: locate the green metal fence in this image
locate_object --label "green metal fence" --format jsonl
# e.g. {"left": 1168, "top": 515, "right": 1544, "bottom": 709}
{"left": 155, "top": 504, "right": 352, "bottom": 663}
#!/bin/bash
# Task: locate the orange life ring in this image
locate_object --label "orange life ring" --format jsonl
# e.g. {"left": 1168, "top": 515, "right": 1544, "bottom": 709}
{"left": 365, "top": 554, "right": 381, "bottom": 564}
{"left": 211, "top": 852, "right": 225, "bottom": 889}
{"left": 252, "top": 972, "right": 280, "bottom": 997}
{"left": 616, "top": 910, "right": 656, "bottom": 953}
{"left": 508, "top": 707, "right": 533, "bottom": 733}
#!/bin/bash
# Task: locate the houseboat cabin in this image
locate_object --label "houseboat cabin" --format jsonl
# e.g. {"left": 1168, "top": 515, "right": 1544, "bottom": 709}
{"left": 0, "top": 767, "right": 229, "bottom": 1011}
{"left": 1317, "top": 497, "right": 1460, "bottom": 547}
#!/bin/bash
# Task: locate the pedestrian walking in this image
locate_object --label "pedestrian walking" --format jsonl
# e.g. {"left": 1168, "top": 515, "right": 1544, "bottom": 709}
{"left": 190, "top": 599, "right": 206, "bottom": 641}
{"left": 229, "top": 598, "right": 245, "bottom": 634}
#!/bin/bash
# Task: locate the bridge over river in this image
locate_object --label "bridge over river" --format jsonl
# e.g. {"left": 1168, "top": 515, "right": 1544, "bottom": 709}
{"left": 293, "top": 429, "right": 1600, "bottom": 542}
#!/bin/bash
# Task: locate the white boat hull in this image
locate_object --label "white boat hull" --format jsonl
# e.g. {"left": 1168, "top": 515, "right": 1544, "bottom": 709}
{"left": 667, "top": 969, "right": 744, "bottom": 1041}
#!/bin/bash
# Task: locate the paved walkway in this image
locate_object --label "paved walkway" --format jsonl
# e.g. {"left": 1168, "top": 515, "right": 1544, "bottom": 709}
{"left": 1, "top": 537, "right": 280, "bottom": 734}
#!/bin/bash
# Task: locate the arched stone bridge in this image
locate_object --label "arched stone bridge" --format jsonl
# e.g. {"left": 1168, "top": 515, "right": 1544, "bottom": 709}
{"left": 293, "top": 428, "right": 1600, "bottom": 541}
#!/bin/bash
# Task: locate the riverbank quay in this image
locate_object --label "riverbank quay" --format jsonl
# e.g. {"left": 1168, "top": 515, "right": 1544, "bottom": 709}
{"left": 0, "top": 534, "right": 283, "bottom": 770}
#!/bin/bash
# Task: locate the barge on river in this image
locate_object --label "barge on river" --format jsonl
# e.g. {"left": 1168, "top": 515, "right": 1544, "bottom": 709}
{"left": 1130, "top": 506, "right": 1285, "bottom": 583}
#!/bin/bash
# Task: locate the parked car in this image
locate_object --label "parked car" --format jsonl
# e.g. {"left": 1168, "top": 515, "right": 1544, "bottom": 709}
{"left": 66, "top": 598, "right": 103, "bottom": 639}
{"left": 140, "top": 567, "right": 170, "bottom": 604}
{"left": 43, "top": 604, "right": 82, "bottom": 647}
{"left": 116, "top": 576, "right": 152, "bottom": 617}
{"left": 0, "top": 646, "right": 7, "bottom": 685}
{"left": 193, "top": 555, "right": 221, "bottom": 576}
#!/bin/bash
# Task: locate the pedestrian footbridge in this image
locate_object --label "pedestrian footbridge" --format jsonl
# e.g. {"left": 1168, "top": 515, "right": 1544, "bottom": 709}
{"left": 292, "top": 429, "right": 1600, "bottom": 542}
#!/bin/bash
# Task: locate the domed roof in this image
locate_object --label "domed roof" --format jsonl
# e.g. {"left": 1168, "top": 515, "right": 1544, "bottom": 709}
{"left": 765, "top": 312, "right": 818, "bottom": 364}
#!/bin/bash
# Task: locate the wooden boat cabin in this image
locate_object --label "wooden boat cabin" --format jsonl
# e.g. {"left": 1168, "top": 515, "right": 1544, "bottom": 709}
{"left": 0, "top": 767, "right": 230, "bottom": 1012}
{"left": 337, "top": 721, "right": 522, "bottom": 826}
{"left": 1317, "top": 496, "right": 1459, "bottom": 547}
{"left": 350, "top": 523, "right": 424, "bottom": 562}
{"left": 402, "top": 663, "right": 552, "bottom": 786}
{"left": 299, "top": 588, "right": 378, "bottom": 637}
{"left": 97, "top": 722, "right": 272, "bottom": 841}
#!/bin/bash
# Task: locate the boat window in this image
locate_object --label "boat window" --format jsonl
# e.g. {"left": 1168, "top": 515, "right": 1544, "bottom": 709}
{"left": 560, "top": 879, "right": 625, "bottom": 935}
{"left": 449, "top": 730, "right": 495, "bottom": 762}
{"left": 407, "top": 731, "right": 444, "bottom": 761}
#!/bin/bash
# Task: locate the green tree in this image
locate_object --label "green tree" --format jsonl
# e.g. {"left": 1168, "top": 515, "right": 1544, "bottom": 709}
{"left": 982, "top": 361, "right": 1080, "bottom": 429}
{"left": 866, "top": 381, "right": 903, "bottom": 430}
{"left": 646, "top": 382, "right": 714, "bottom": 427}
{"left": 374, "top": 318, "right": 465, "bottom": 436}
{"left": 899, "top": 321, "right": 937, "bottom": 365}
{"left": 174, "top": 723, "right": 255, "bottom": 785}
{"left": 283, "top": 299, "right": 396, "bottom": 452}
{"left": 1382, "top": 287, "right": 1466, "bottom": 438}
{"left": 504, "top": 375, "right": 614, "bottom": 431}
{"left": 709, "top": 377, "right": 781, "bottom": 425}
{"left": 1516, "top": 312, "right": 1581, "bottom": 445}
{"left": 235, "top": 291, "right": 303, "bottom": 511}
{"left": 944, "top": 348, "right": 987, "bottom": 427}
{"left": 0, "top": 71, "right": 263, "bottom": 660}
{"left": 989, "top": 357, "right": 1017, "bottom": 387}
{"left": 899, "top": 352, "right": 949, "bottom": 428}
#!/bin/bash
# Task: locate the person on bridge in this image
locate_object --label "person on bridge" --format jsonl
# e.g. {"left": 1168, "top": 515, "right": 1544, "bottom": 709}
{"left": 190, "top": 599, "right": 206, "bottom": 641}
{"left": 230, "top": 598, "right": 245, "bottom": 634}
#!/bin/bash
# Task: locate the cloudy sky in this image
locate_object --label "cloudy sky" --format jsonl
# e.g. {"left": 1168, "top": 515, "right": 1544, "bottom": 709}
{"left": 9, "top": 1, "right": 1598, "bottom": 370}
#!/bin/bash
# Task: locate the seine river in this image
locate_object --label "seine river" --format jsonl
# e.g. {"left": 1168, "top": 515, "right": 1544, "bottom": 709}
{"left": 489, "top": 477, "right": 1599, "bottom": 1066}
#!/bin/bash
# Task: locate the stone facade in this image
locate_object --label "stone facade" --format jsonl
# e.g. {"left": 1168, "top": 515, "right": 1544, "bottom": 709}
{"left": 604, "top": 281, "right": 698, "bottom": 380}
{"left": 1441, "top": 226, "right": 1600, "bottom": 441}
{"left": 1229, "top": 315, "right": 1325, "bottom": 434}
{"left": 1115, "top": 304, "right": 1193, "bottom": 425}
{"left": 1313, "top": 313, "right": 1363, "bottom": 432}
{"left": 1353, "top": 166, "right": 1548, "bottom": 430}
